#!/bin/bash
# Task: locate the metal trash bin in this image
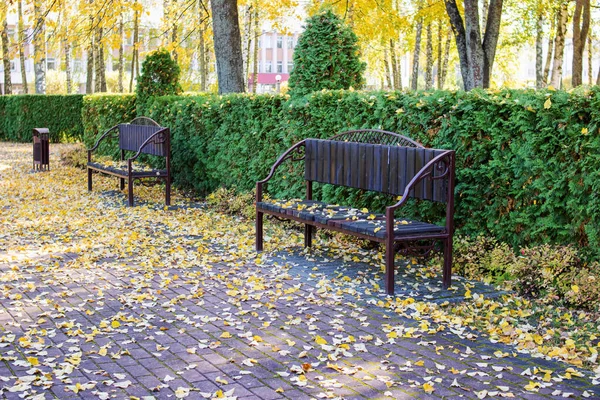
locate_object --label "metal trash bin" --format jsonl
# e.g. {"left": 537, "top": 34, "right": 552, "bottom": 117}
{"left": 33, "top": 128, "right": 50, "bottom": 171}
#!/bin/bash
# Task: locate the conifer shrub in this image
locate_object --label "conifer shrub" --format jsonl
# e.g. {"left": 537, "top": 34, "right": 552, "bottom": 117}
{"left": 135, "top": 49, "right": 182, "bottom": 113}
{"left": 288, "top": 9, "right": 366, "bottom": 97}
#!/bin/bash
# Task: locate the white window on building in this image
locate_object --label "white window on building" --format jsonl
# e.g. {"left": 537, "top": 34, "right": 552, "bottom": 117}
{"left": 264, "top": 34, "right": 272, "bottom": 48}
{"left": 287, "top": 61, "right": 293, "bottom": 72}
{"left": 287, "top": 36, "right": 294, "bottom": 49}
{"left": 265, "top": 61, "right": 272, "bottom": 73}
{"left": 277, "top": 61, "right": 283, "bottom": 73}
{"left": 46, "top": 58, "right": 57, "bottom": 70}
{"left": 277, "top": 36, "right": 283, "bottom": 48}
{"left": 258, "top": 36, "right": 262, "bottom": 49}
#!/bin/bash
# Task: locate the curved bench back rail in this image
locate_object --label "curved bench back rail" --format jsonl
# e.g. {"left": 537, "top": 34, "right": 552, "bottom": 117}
{"left": 328, "top": 129, "right": 423, "bottom": 148}
{"left": 304, "top": 139, "right": 449, "bottom": 202}
{"left": 129, "top": 116, "right": 161, "bottom": 127}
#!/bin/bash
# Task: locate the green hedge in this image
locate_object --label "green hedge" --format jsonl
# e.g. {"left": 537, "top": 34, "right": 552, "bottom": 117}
{"left": 82, "top": 94, "right": 137, "bottom": 158}
{"left": 0, "top": 95, "right": 84, "bottom": 142}
{"left": 137, "top": 88, "right": 600, "bottom": 259}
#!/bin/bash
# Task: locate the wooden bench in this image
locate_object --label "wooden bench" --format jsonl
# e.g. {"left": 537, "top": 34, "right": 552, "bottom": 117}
{"left": 87, "top": 117, "right": 171, "bottom": 207}
{"left": 255, "top": 130, "right": 456, "bottom": 295}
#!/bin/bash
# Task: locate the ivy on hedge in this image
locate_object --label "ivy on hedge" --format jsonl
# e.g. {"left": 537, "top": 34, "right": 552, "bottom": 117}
{"left": 0, "top": 95, "right": 83, "bottom": 142}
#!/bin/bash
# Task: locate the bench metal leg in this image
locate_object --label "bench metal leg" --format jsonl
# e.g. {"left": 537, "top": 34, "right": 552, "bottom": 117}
{"left": 165, "top": 177, "right": 171, "bottom": 206}
{"left": 128, "top": 175, "right": 134, "bottom": 206}
{"left": 87, "top": 168, "right": 92, "bottom": 191}
{"left": 385, "top": 239, "right": 395, "bottom": 295}
{"left": 304, "top": 224, "right": 313, "bottom": 248}
{"left": 120, "top": 178, "right": 125, "bottom": 191}
{"left": 256, "top": 210, "right": 264, "bottom": 252}
{"left": 442, "top": 238, "right": 453, "bottom": 289}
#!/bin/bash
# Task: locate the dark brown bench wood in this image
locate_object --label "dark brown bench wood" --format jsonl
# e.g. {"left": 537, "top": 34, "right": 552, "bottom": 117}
{"left": 255, "top": 129, "right": 455, "bottom": 295}
{"left": 87, "top": 117, "right": 171, "bottom": 207}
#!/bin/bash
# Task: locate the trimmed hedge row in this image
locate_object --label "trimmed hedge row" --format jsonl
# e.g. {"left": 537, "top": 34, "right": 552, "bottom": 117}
{"left": 0, "top": 95, "right": 84, "bottom": 142}
{"left": 82, "top": 94, "right": 137, "bottom": 159}
{"left": 138, "top": 88, "right": 600, "bottom": 259}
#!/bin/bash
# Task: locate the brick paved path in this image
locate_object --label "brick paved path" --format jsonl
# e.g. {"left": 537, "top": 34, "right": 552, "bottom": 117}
{"left": 1, "top": 143, "right": 599, "bottom": 399}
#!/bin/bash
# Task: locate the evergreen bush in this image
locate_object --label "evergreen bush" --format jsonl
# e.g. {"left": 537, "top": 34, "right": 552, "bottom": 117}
{"left": 135, "top": 49, "right": 182, "bottom": 113}
{"left": 288, "top": 9, "right": 366, "bottom": 97}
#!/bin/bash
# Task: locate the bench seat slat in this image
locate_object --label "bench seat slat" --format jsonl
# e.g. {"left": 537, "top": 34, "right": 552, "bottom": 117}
{"left": 87, "top": 162, "right": 167, "bottom": 177}
{"left": 256, "top": 200, "right": 444, "bottom": 239}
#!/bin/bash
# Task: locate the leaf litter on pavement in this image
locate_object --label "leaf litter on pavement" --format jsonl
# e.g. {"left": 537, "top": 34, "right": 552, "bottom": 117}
{"left": 0, "top": 142, "right": 598, "bottom": 399}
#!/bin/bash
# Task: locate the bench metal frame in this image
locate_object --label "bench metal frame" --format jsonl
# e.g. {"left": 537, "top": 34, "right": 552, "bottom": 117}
{"left": 87, "top": 117, "right": 171, "bottom": 207}
{"left": 255, "top": 130, "right": 455, "bottom": 295}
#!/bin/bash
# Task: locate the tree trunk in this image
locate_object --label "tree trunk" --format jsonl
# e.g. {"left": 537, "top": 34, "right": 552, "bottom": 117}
{"left": 86, "top": 32, "right": 94, "bottom": 93}
{"left": 571, "top": 0, "right": 590, "bottom": 87}
{"left": 243, "top": 6, "right": 252, "bottom": 86}
{"left": 390, "top": 39, "right": 400, "bottom": 89}
{"left": 118, "top": 13, "right": 124, "bottom": 92}
{"left": 34, "top": 0, "right": 46, "bottom": 94}
{"left": 129, "top": 1, "right": 139, "bottom": 93}
{"left": 384, "top": 46, "right": 392, "bottom": 89}
{"left": 425, "top": 23, "right": 433, "bottom": 89}
{"left": 171, "top": 0, "right": 178, "bottom": 62}
{"left": 437, "top": 21, "right": 442, "bottom": 89}
{"left": 63, "top": 37, "right": 72, "bottom": 93}
{"left": 587, "top": 31, "right": 592, "bottom": 85}
{"left": 543, "top": 11, "right": 555, "bottom": 85}
{"left": 445, "top": 0, "right": 503, "bottom": 90}
{"left": 440, "top": 28, "right": 451, "bottom": 89}
{"left": 210, "top": 0, "right": 245, "bottom": 94}
{"left": 18, "top": 0, "right": 27, "bottom": 93}
{"left": 535, "top": 5, "right": 543, "bottom": 88}
{"left": 481, "top": 0, "right": 489, "bottom": 33}
{"left": 95, "top": 27, "right": 105, "bottom": 92}
{"left": 1, "top": 17, "right": 11, "bottom": 95}
{"left": 411, "top": 17, "right": 422, "bottom": 90}
{"left": 251, "top": 2, "right": 258, "bottom": 93}
{"left": 550, "top": 1, "right": 568, "bottom": 88}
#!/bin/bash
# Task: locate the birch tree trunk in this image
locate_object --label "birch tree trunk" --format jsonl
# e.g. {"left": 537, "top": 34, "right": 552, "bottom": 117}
{"left": 18, "top": 0, "right": 27, "bottom": 93}
{"left": 94, "top": 27, "right": 105, "bottom": 92}
{"left": 129, "top": 1, "right": 139, "bottom": 93}
{"left": 34, "top": 0, "right": 46, "bottom": 94}
{"left": 440, "top": 28, "right": 451, "bottom": 89}
{"left": 384, "top": 46, "right": 392, "bottom": 89}
{"left": 571, "top": 0, "right": 590, "bottom": 87}
{"left": 550, "top": 1, "right": 568, "bottom": 88}
{"left": 445, "top": 0, "right": 503, "bottom": 90}
{"left": 587, "top": 32, "right": 592, "bottom": 85}
{"left": 425, "top": 23, "right": 433, "bottom": 89}
{"left": 437, "top": 21, "right": 442, "bottom": 89}
{"left": 63, "top": 37, "right": 72, "bottom": 93}
{"left": 210, "top": 0, "right": 245, "bottom": 94}
{"left": 535, "top": 5, "right": 543, "bottom": 88}
{"left": 543, "top": 12, "right": 555, "bottom": 85}
{"left": 118, "top": 13, "right": 124, "bottom": 93}
{"left": 1, "top": 17, "right": 11, "bottom": 95}
{"left": 243, "top": 6, "right": 252, "bottom": 86}
{"left": 86, "top": 31, "right": 94, "bottom": 93}
{"left": 251, "top": 2, "right": 258, "bottom": 93}
{"left": 411, "top": 17, "right": 423, "bottom": 90}
{"left": 171, "top": 0, "right": 178, "bottom": 62}
{"left": 389, "top": 39, "right": 398, "bottom": 89}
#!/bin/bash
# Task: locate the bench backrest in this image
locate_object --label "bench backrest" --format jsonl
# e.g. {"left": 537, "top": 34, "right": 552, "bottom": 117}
{"left": 118, "top": 124, "right": 169, "bottom": 156}
{"left": 304, "top": 139, "right": 450, "bottom": 202}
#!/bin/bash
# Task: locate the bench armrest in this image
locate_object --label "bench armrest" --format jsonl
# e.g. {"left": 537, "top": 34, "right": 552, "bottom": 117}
{"left": 87, "top": 125, "right": 120, "bottom": 162}
{"left": 256, "top": 140, "right": 306, "bottom": 202}
{"left": 385, "top": 150, "right": 455, "bottom": 232}
{"left": 126, "top": 127, "right": 170, "bottom": 162}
